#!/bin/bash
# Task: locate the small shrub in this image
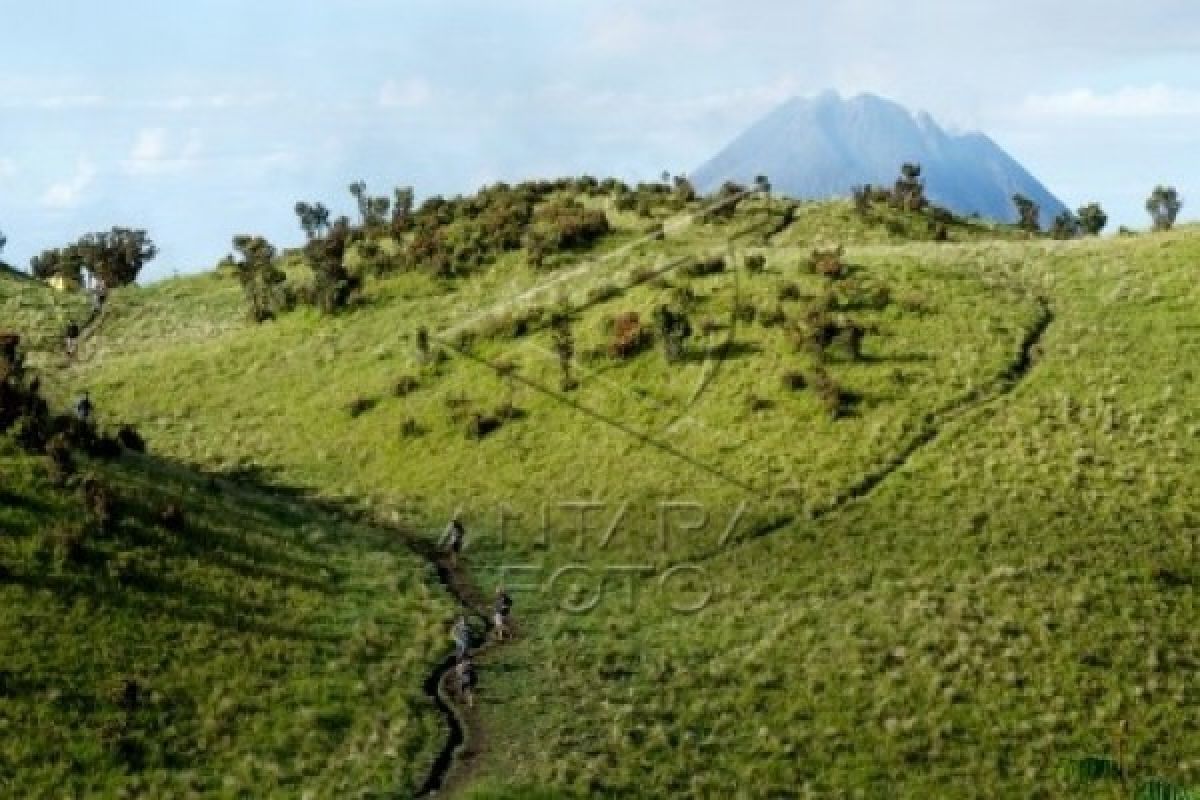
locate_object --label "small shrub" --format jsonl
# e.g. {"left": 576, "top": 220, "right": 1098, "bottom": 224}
{"left": 744, "top": 253, "right": 767, "bottom": 273}
{"left": 671, "top": 285, "right": 699, "bottom": 310}
{"left": 654, "top": 306, "right": 693, "bottom": 364}
{"left": 443, "top": 391, "right": 471, "bottom": 422}
{"left": 466, "top": 411, "right": 502, "bottom": 440}
{"left": 809, "top": 246, "right": 846, "bottom": 279}
{"left": 759, "top": 306, "right": 787, "bottom": 328}
{"left": 400, "top": 417, "right": 425, "bottom": 438}
{"left": 347, "top": 396, "right": 377, "bottom": 418}
{"left": 494, "top": 401, "right": 522, "bottom": 421}
{"left": 810, "top": 367, "right": 845, "bottom": 419}
{"left": 778, "top": 282, "right": 803, "bottom": 302}
{"left": 610, "top": 312, "right": 651, "bottom": 359}
{"left": 394, "top": 375, "right": 421, "bottom": 397}
{"left": 781, "top": 371, "right": 807, "bottom": 391}
{"left": 683, "top": 255, "right": 726, "bottom": 278}
{"left": 745, "top": 394, "right": 773, "bottom": 412}
{"left": 733, "top": 303, "right": 757, "bottom": 324}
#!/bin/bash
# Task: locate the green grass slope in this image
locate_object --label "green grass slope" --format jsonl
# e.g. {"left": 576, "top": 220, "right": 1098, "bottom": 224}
{"left": 6, "top": 200, "right": 1199, "bottom": 797}
{"left": 0, "top": 433, "right": 453, "bottom": 796}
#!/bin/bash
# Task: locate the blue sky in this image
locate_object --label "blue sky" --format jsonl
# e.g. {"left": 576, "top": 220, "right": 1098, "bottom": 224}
{"left": 2, "top": 0, "right": 1199, "bottom": 279}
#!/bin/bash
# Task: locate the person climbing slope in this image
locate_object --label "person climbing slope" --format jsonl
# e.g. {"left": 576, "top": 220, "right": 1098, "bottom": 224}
{"left": 454, "top": 656, "right": 476, "bottom": 708}
{"left": 64, "top": 322, "right": 80, "bottom": 359}
{"left": 493, "top": 585, "right": 513, "bottom": 641}
{"left": 74, "top": 391, "right": 93, "bottom": 423}
{"left": 443, "top": 512, "right": 466, "bottom": 567}
{"left": 451, "top": 615, "right": 471, "bottom": 659}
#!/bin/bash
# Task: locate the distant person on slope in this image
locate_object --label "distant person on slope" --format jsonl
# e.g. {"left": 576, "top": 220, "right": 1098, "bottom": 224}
{"left": 74, "top": 391, "right": 93, "bottom": 423}
{"left": 451, "top": 615, "right": 471, "bottom": 659}
{"left": 92, "top": 277, "right": 108, "bottom": 312}
{"left": 454, "top": 656, "right": 476, "bottom": 708}
{"left": 64, "top": 322, "right": 80, "bottom": 358}
{"left": 493, "top": 585, "right": 513, "bottom": 641}
{"left": 443, "top": 512, "right": 466, "bottom": 567}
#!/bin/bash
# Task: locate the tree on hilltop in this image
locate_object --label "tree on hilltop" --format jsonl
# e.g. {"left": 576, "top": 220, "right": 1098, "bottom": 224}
{"left": 294, "top": 202, "right": 331, "bottom": 240}
{"left": 1050, "top": 211, "right": 1079, "bottom": 240}
{"left": 1012, "top": 194, "right": 1040, "bottom": 233}
{"left": 1076, "top": 203, "right": 1108, "bottom": 236}
{"left": 1146, "top": 185, "right": 1183, "bottom": 231}
{"left": 892, "top": 163, "right": 926, "bottom": 212}
{"left": 231, "top": 235, "right": 289, "bottom": 322}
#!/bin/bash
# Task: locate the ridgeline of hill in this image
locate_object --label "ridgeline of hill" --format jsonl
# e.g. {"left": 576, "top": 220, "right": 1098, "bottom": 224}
{"left": 3, "top": 184, "right": 1199, "bottom": 798}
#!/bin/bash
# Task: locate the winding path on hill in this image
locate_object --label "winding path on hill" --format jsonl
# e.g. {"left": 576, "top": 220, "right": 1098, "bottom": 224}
{"left": 707, "top": 293, "right": 1055, "bottom": 558}
{"left": 410, "top": 545, "right": 508, "bottom": 798}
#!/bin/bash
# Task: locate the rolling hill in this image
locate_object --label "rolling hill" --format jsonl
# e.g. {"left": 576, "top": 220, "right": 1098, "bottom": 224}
{"left": 3, "top": 188, "right": 1198, "bottom": 798}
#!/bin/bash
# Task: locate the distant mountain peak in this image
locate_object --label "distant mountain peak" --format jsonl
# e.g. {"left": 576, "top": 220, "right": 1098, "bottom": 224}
{"left": 693, "top": 91, "right": 1066, "bottom": 226}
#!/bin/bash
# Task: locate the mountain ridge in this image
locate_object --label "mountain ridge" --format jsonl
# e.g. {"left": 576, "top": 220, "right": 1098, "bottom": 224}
{"left": 692, "top": 91, "right": 1068, "bottom": 226}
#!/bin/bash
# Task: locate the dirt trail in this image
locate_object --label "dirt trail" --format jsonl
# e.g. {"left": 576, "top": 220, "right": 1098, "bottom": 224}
{"left": 414, "top": 549, "right": 509, "bottom": 798}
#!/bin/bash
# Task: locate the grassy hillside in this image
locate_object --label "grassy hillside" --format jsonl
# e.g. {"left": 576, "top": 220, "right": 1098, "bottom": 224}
{"left": 0, "top": 410, "right": 454, "bottom": 795}
{"left": 5, "top": 194, "right": 1199, "bottom": 797}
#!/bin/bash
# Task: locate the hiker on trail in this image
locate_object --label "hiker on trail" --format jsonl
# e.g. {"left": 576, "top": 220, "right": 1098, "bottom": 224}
{"left": 64, "top": 322, "right": 80, "bottom": 358}
{"left": 443, "top": 512, "right": 465, "bottom": 567}
{"left": 74, "top": 392, "right": 93, "bottom": 423}
{"left": 451, "top": 615, "right": 470, "bottom": 659}
{"left": 454, "top": 656, "right": 476, "bottom": 708}
{"left": 493, "top": 585, "right": 513, "bottom": 641}
{"left": 92, "top": 277, "right": 108, "bottom": 312}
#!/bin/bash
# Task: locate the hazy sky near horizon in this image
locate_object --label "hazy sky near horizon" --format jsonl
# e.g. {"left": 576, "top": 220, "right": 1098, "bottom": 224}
{"left": 2, "top": 0, "right": 1199, "bottom": 278}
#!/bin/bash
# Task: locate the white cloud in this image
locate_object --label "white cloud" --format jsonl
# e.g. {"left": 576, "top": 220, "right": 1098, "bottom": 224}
{"left": 1021, "top": 85, "right": 1200, "bottom": 118}
{"left": 124, "top": 128, "right": 203, "bottom": 175}
{"left": 41, "top": 158, "right": 97, "bottom": 209}
{"left": 379, "top": 78, "right": 432, "bottom": 109}
{"left": 0, "top": 158, "right": 16, "bottom": 181}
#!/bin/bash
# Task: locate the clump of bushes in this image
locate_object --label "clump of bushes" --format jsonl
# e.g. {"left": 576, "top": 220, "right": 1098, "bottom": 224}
{"left": 744, "top": 253, "right": 767, "bottom": 273}
{"left": 525, "top": 199, "right": 611, "bottom": 268}
{"left": 2, "top": 334, "right": 126, "bottom": 464}
{"left": 400, "top": 417, "right": 424, "bottom": 438}
{"left": 229, "top": 235, "right": 292, "bottom": 323}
